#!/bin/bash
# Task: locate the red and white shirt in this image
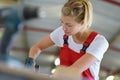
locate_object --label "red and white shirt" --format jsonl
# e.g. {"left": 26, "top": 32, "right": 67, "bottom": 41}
{"left": 50, "top": 26, "right": 109, "bottom": 80}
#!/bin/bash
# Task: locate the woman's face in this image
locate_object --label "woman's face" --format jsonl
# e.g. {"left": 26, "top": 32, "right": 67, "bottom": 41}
{"left": 61, "top": 14, "right": 84, "bottom": 36}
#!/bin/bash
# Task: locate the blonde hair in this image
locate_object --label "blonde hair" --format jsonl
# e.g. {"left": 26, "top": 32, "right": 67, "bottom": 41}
{"left": 62, "top": 0, "right": 93, "bottom": 28}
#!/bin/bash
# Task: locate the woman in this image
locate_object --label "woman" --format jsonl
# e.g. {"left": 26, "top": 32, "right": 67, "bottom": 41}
{"left": 25, "top": 0, "right": 109, "bottom": 80}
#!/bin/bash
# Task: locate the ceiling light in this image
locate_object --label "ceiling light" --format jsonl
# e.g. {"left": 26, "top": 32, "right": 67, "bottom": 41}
{"left": 106, "top": 75, "right": 115, "bottom": 80}
{"left": 54, "top": 57, "right": 60, "bottom": 66}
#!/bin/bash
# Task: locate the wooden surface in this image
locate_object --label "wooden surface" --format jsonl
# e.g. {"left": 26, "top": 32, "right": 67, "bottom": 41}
{"left": 0, "top": 62, "right": 55, "bottom": 80}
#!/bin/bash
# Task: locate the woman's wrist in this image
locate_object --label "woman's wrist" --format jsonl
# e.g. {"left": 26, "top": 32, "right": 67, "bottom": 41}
{"left": 29, "top": 47, "right": 41, "bottom": 59}
{"left": 29, "top": 54, "right": 35, "bottom": 59}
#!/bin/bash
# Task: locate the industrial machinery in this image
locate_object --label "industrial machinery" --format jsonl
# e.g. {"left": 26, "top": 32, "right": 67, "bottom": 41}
{"left": 0, "top": 6, "right": 39, "bottom": 61}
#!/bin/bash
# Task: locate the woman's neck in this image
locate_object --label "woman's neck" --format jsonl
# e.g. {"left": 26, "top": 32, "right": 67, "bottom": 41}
{"left": 72, "top": 28, "right": 92, "bottom": 44}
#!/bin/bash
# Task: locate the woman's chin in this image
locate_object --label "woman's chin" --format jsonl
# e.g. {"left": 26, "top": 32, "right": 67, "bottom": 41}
{"left": 65, "top": 34, "right": 71, "bottom": 36}
{"left": 65, "top": 32, "right": 71, "bottom": 36}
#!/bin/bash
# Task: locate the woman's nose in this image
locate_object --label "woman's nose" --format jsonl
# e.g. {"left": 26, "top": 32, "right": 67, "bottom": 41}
{"left": 63, "top": 26, "right": 67, "bottom": 31}
{"left": 62, "top": 24, "right": 67, "bottom": 31}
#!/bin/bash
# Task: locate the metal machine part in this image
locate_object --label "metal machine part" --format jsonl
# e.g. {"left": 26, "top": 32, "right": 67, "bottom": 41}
{"left": 0, "top": 6, "right": 39, "bottom": 61}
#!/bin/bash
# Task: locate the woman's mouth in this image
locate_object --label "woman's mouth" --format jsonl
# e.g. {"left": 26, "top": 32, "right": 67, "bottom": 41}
{"left": 64, "top": 31, "right": 69, "bottom": 34}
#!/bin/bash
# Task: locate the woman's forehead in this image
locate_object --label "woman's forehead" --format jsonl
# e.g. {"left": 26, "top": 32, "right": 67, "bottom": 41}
{"left": 61, "top": 15, "right": 80, "bottom": 25}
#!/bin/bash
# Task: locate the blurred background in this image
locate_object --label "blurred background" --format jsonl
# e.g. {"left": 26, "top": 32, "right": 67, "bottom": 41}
{"left": 0, "top": 0, "right": 120, "bottom": 80}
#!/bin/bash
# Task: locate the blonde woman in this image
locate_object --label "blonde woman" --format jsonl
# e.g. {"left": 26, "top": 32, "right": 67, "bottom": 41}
{"left": 25, "top": 0, "right": 109, "bottom": 80}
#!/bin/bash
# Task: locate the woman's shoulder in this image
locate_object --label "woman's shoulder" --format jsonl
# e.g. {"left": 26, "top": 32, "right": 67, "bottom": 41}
{"left": 89, "top": 30, "right": 108, "bottom": 44}
{"left": 91, "top": 33, "right": 109, "bottom": 50}
{"left": 50, "top": 26, "right": 64, "bottom": 46}
{"left": 95, "top": 34, "right": 109, "bottom": 44}
{"left": 86, "top": 33, "right": 109, "bottom": 61}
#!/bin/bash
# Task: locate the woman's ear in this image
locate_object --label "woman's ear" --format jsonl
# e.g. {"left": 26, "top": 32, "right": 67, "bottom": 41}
{"left": 80, "top": 20, "right": 84, "bottom": 25}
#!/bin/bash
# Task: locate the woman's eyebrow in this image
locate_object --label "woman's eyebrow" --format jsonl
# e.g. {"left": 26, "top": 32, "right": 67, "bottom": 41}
{"left": 60, "top": 19, "right": 73, "bottom": 26}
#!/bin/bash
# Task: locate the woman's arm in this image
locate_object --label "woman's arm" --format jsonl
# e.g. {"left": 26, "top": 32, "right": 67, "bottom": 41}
{"left": 71, "top": 53, "right": 97, "bottom": 73}
{"left": 29, "top": 34, "right": 55, "bottom": 59}
{"left": 53, "top": 53, "right": 96, "bottom": 79}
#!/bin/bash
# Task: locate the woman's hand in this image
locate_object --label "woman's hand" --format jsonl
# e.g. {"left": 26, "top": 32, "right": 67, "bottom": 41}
{"left": 52, "top": 65, "right": 82, "bottom": 80}
{"left": 25, "top": 57, "right": 35, "bottom": 68}
{"left": 25, "top": 57, "right": 40, "bottom": 72}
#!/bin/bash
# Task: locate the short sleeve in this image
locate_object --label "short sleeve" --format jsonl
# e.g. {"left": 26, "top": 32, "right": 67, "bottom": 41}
{"left": 50, "top": 26, "right": 64, "bottom": 47}
{"left": 86, "top": 35, "right": 109, "bottom": 61}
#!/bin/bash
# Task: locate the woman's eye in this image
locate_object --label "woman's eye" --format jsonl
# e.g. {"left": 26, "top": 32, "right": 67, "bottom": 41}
{"left": 67, "top": 25, "right": 72, "bottom": 27}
